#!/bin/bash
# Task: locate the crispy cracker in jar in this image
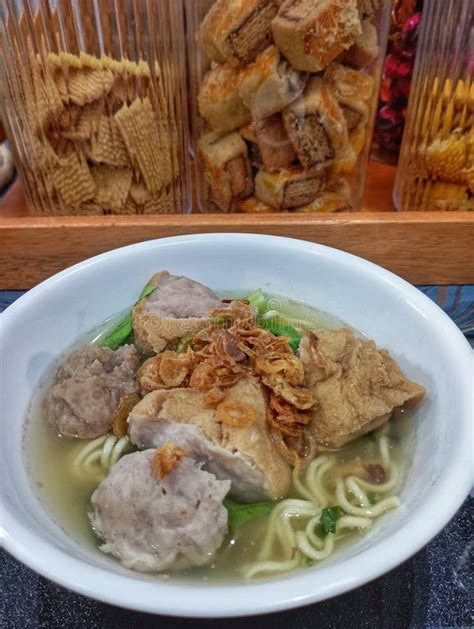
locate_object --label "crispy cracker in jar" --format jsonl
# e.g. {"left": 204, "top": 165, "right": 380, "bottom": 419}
{"left": 47, "top": 133, "right": 77, "bottom": 158}
{"left": 142, "top": 184, "right": 175, "bottom": 215}
{"left": 425, "top": 181, "right": 470, "bottom": 210}
{"left": 58, "top": 101, "right": 103, "bottom": 141}
{"left": 129, "top": 180, "right": 150, "bottom": 206}
{"left": 91, "top": 165, "right": 133, "bottom": 212}
{"left": 425, "top": 131, "right": 469, "bottom": 184}
{"left": 106, "top": 196, "right": 141, "bottom": 216}
{"left": 67, "top": 65, "right": 115, "bottom": 106}
{"left": 27, "top": 136, "right": 59, "bottom": 174}
{"left": 87, "top": 115, "right": 130, "bottom": 168}
{"left": 51, "top": 152, "right": 95, "bottom": 206}
{"left": 114, "top": 97, "right": 172, "bottom": 195}
{"left": 23, "top": 39, "right": 64, "bottom": 133}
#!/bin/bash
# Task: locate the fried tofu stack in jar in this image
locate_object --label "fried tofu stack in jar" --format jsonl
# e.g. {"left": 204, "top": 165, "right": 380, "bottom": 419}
{"left": 196, "top": 0, "right": 385, "bottom": 213}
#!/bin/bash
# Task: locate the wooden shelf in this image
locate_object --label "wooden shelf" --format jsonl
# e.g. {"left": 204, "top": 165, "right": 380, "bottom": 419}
{"left": 1, "top": 162, "right": 473, "bottom": 288}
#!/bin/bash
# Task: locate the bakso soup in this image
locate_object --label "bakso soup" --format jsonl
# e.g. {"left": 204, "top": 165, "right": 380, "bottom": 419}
{"left": 27, "top": 271, "right": 426, "bottom": 580}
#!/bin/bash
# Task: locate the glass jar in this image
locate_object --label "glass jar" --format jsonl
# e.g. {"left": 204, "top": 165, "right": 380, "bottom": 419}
{"left": 0, "top": 0, "right": 190, "bottom": 215}
{"left": 186, "top": 0, "right": 392, "bottom": 214}
{"left": 371, "top": 0, "right": 424, "bottom": 165}
{"left": 394, "top": 0, "right": 474, "bottom": 211}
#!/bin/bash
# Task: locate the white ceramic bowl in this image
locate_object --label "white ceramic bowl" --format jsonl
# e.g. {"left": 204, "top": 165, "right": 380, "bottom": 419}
{"left": 1, "top": 234, "right": 472, "bottom": 617}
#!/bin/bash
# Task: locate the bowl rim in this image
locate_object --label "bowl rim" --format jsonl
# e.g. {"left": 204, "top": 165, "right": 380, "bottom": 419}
{"left": 1, "top": 233, "right": 473, "bottom": 618}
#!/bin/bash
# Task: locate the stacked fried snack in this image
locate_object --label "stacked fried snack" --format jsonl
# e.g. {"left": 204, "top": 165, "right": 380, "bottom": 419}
{"left": 402, "top": 77, "right": 474, "bottom": 211}
{"left": 13, "top": 39, "right": 179, "bottom": 215}
{"left": 197, "top": 0, "right": 382, "bottom": 213}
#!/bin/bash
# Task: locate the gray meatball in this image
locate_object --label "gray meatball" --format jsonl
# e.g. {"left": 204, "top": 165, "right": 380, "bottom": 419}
{"left": 89, "top": 449, "right": 231, "bottom": 572}
{"left": 44, "top": 344, "right": 139, "bottom": 438}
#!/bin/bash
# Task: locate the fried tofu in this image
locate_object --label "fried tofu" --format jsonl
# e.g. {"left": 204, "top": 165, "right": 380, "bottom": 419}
{"left": 128, "top": 376, "right": 292, "bottom": 501}
{"left": 300, "top": 328, "right": 426, "bottom": 448}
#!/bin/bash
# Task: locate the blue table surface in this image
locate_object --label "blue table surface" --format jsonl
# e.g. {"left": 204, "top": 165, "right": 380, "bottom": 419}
{"left": 1, "top": 287, "right": 473, "bottom": 629}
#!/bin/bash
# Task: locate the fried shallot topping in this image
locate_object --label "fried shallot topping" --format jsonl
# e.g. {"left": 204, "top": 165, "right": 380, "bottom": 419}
{"left": 137, "top": 351, "right": 198, "bottom": 392}
{"left": 137, "top": 355, "right": 163, "bottom": 392}
{"left": 159, "top": 350, "right": 195, "bottom": 387}
{"left": 216, "top": 401, "right": 257, "bottom": 428}
{"left": 140, "top": 302, "right": 317, "bottom": 464}
{"left": 111, "top": 393, "right": 142, "bottom": 438}
{"left": 150, "top": 443, "right": 188, "bottom": 480}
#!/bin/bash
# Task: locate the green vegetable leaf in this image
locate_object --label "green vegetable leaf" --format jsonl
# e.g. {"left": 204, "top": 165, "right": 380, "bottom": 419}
{"left": 98, "top": 315, "right": 133, "bottom": 350}
{"left": 98, "top": 283, "right": 157, "bottom": 350}
{"left": 139, "top": 284, "right": 157, "bottom": 300}
{"left": 175, "top": 334, "right": 194, "bottom": 353}
{"left": 244, "top": 289, "right": 301, "bottom": 351}
{"left": 246, "top": 289, "right": 268, "bottom": 314}
{"left": 224, "top": 497, "right": 275, "bottom": 535}
{"left": 368, "top": 493, "right": 379, "bottom": 505}
{"left": 314, "top": 506, "right": 344, "bottom": 539}
{"left": 304, "top": 557, "right": 315, "bottom": 567}
{"left": 261, "top": 319, "right": 301, "bottom": 352}
{"left": 363, "top": 430, "right": 378, "bottom": 443}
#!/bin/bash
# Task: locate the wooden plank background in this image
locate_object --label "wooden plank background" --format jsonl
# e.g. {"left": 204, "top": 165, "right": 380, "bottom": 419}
{"left": 1, "top": 163, "right": 473, "bottom": 288}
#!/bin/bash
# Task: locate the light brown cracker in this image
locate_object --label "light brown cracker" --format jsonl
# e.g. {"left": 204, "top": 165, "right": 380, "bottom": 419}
{"left": 91, "top": 165, "right": 133, "bottom": 211}
{"left": 52, "top": 152, "right": 95, "bottom": 206}
{"left": 21, "top": 37, "right": 64, "bottom": 133}
{"left": 87, "top": 115, "right": 129, "bottom": 167}
{"left": 67, "top": 65, "right": 114, "bottom": 106}
{"left": 114, "top": 97, "right": 172, "bottom": 194}
{"left": 60, "top": 101, "right": 103, "bottom": 140}
{"left": 129, "top": 180, "right": 150, "bottom": 205}
{"left": 143, "top": 185, "right": 175, "bottom": 214}
{"left": 104, "top": 196, "right": 140, "bottom": 215}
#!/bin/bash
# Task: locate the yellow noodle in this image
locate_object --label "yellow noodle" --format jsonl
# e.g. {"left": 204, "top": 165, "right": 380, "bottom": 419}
{"left": 110, "top": 437, "right": 130, "bottom": 465}
{"left": 296, "top": 530, "right": 334, "bottom": 561}
{"left": 346, "top": 477, "right": 370, "bottom": 507}
{"left": 72, "top": 433, "right": 131, "bottom": 479}
{"left": 305, "top": 516, "right": 325, "bottom": 549}
{"left": 242, "top": 554, "right": 302, "bottom": 580}
{"left": 337, "top": 515, "right": 373, "bottom": 530}
{"left": 101, "top": 435, "right": 117, "bottom": 468}
{"left": 72, "top": 435, "right": 108, "bottom": 476}
{"left": 336, "top": 479, "right": 400, "bottom": 517}
{"left": 244, "top": 429, "right": 402, "bottom": 579}
{"left": 83, "top": 450, "right": 103, "bottom": 473}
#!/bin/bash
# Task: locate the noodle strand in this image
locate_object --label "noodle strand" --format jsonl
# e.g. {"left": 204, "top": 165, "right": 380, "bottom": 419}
{"left": 243, "top": 429, "right": 402, "bottom": 579}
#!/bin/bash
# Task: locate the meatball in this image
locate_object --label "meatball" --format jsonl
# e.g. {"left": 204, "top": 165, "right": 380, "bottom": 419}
{"left": 132, "top": 271, "right": 225, "bottom": 355}
{"left": 44, "top": 344, "right": 139, "bottom": 438}
{"left": 89, "top": 449, "right": 231, "bottom": 572}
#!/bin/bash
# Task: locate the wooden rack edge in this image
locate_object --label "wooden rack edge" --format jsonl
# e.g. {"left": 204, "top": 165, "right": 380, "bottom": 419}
{"left": 1, "top": 210, "right": 473, "bottom": 288}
